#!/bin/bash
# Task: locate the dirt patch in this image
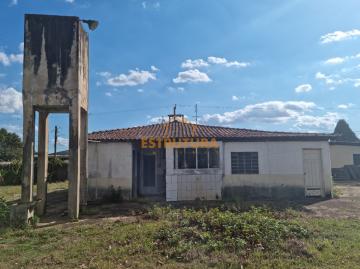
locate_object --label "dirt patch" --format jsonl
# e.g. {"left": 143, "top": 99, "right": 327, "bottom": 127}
{"left": 304, "top": 182, "right": 360, "bottom": 219}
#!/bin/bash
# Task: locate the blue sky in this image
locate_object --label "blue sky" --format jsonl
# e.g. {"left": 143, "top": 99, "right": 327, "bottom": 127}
{"left": 1, "top": 0, "right": 360, "bottom": 151}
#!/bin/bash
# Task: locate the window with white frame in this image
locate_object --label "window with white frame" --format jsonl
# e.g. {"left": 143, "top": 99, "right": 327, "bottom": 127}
{"left": 231, "top": 152, "right": 259, "bottom": 174}
{"left": 174, "top": 148, "right": 220, "bottom": 169}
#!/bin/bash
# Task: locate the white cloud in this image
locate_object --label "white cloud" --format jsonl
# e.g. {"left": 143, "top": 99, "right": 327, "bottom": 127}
{"left": 180, "top": 56, "right": 250, "bottom": 70}
{"left": 65, "top": 0, "right": 75, "bottom": 3}
{"left": 320, "top": 29, "right": 360, "bottom": 44}
{"left": 173, "top": 69, "right": 211, "bottom": 83}
{"left": 232, "top": 95, "right": 240, "bottom": 101}
{"left": 294, "top": 112, "right": 339, "bottom": 130}
{"left": 207, "top": 56, "right": 249, "bottom": 68}
{"left": 295, "top": 84, "right": 312, "bottom": 93}
{"left": 315, "top": 72, "right": 342, "bottom": 86}
{"left": 19, "top": 42, "right": 24, "bottom": 52}
{"left": 202, "top": 101, "right": 339, "bottom": 131}
{"left": 105, "top": 92, "right": 112, "bottom": 97}
{"left": 168, "top": 86, "right": 185, "bottom": 93}
{"left": 225, "top": 61, "right": 250, "bottom": 68}
{"left": 97, "top": 71, "right": 111, "bottom": 77}
{"left": 57, "top": 137, "right": 69, "bottom": 147}
{"left": 9, "top": 0, "right": 18, "bottom": 6}
{"left": 106, "top": 68, "right": 157, "bottom": 87}
{"left": 324, "top": 53, "right": 360, "bottom": 66}
{"left": 0, "top": 43, "right": 23, "bottom": 66}
{"left": 9, "top": 53, "right": 23, "bottom": 64}
{"left": 0, "top": 87, "right": 22, "bottom": 113}
{"left": 324, "top": 57, "right": 346, "bottom": 65}
{"left": 207, "top": 56, "right": 227, "bottom": 65}
{"left": 353, "top": 79, "right": 360, "bottom": 87}
{"left": 137, "top": 89, "right": 144, "bottom": 93}
{"left": 142, "top": 1, "right": 159, "bottom": 9}
{"left": 181, "top": 59, "right": 209, "bottom": 69}
{"left": 338, "top": 103, "right": 354, "bottom": 109}
{"left": 0, "top": 52, "right": 10, "bottom": 66}
{"left": 149, "top": 116, "right": 166, "bottom": 124}
{"left": 315, "top": 71, "right": 360, "bottom": 89}
{"left": 151, "top": 65, "right": 159, "bottom": 71}
{"left": 203, "top": 101, "right": 316, "bottom": 124}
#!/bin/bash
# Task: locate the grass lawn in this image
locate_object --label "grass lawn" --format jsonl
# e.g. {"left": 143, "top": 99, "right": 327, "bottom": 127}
{"left": 0, "top": 204, "right": 360, "bottom": 268}
{"left": 0, "top": 181, "right": 68, "bottom": 202}
{"left": 1, "top": 184, "right": 360, "bottom": 268}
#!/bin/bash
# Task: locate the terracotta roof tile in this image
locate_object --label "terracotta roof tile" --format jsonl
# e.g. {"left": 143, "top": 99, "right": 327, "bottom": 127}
{"left": 88, "top": 121, "right": 332, "bottom": 142}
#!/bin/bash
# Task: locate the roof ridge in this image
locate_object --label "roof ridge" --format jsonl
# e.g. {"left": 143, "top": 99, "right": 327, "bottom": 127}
{"left": 89, "top": 121, "right": 331, "bottom": 136}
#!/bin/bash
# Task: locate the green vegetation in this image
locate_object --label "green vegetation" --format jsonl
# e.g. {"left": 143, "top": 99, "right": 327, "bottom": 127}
{"left": 47, "top": 157, "right": 68, "bottom": 182}
{"left": 0, "top": 205, "right": 359, "bottom": 268}
{"left": 0, "top": 159, "right": 22, "bottom": 185}
{"left": 149, "top": 206, "right": 308, "bottom": 262}
{"left": 0, "top": 128, "right": 22, "bottom": 162}
{"left": 0, "top": 196, "right": 10, "bottom": 228}
{"left": 0, "top": 157, "right": 68, "bottom": 186}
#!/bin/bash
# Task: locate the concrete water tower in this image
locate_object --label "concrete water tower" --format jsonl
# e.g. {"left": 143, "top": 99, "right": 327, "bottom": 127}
{"left": 19, "top": 14, "right": 97, "bottom": 221}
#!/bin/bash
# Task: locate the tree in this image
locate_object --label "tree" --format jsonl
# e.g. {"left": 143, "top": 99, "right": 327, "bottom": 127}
{"left": 333, "top": 119, "right": 359, "bottom": 142}
{"left": 0, "top": 128, "right": 23, "bottom": 161}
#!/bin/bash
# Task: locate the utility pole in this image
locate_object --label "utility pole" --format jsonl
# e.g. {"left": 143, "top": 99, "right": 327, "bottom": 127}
{"left": 54, "top": 125, "right": 58, "bottom": 158}
{"left": 193, "top": 104, "right": 199, "bottom": 124}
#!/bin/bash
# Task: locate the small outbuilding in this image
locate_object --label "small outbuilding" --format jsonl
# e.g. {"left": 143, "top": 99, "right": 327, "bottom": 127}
{"left": 88, "top": 116, "right": 333, "bottom": 201}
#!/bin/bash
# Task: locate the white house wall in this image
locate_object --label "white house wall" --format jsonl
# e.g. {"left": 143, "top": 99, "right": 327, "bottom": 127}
{"left": 330, "top": 144, "right": 360, "bottom": 169}
{"left": 165, "top": 142, "right": 224, "bottom": 201}
{"left": 88, "top": 142, "right": 133, "bottom": 200}
{"left": 223, "top": 141, "right": 332, "bottom": 199}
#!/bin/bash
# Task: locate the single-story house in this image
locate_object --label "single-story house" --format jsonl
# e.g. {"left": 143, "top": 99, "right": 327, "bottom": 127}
{"left": 330, "top": 120, "right": 360, "bottom": 180}
{"left": 87, "top": 117, "right": 333, "bottom": 201}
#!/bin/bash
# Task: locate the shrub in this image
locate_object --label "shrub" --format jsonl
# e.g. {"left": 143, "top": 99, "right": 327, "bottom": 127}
{"left": 47, "top": 157, "right": 67, "bottom": 182}
{"left": 151, "top": 206, "right": 309, "bottom": 261}
{"left": 0, "top": 159, "right": 22, "bottom": 185}
{"left": 0, "top": 196, "right": 10, "bottom": 227}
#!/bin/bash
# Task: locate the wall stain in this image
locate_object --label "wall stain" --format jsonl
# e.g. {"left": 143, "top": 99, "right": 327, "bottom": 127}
{"left": 25, "top": 14, "right": 78, "bottom": 88}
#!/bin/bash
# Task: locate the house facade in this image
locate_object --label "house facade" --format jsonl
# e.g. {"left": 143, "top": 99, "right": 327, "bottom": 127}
{"left": 88, "top": 119, "right": 333, "bottom": 201}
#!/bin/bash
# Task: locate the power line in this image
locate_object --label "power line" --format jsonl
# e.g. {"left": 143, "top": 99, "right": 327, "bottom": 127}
{"left": 88, "top": 105, "right": 171, "bottom": 116}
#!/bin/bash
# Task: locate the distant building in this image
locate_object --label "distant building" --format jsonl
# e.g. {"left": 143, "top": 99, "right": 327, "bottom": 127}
{"left": 330, "top": 120, "right": 360, "bottom": 180}
{"left": 87, "top": 116, "right": 333, "bottom": 201}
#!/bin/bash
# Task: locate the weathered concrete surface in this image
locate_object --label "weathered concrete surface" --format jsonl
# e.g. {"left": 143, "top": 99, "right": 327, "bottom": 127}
{"left": 88, "top": 142, "right": 133, "bottom": 201}
{"left": 80, "top": 109, "right": 88, "bottom": 206}
{"left": 36, "top": 111, "right": 49, "bottom": 216}
{"left": 21, "top": 14, "right": 89, "bottom": 220}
